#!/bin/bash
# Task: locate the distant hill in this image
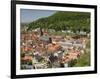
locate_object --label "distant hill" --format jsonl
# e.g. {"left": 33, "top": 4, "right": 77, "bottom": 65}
{"left": 27, "top": 11, "right": 90, "bottom": 33}
{"left": 21, "top": 23, "right": 29, "bottom": 27}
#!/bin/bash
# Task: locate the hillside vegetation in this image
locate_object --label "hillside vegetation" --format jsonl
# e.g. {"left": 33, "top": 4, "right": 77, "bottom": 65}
{"left": 27, "top": 11, "right": 90, "bottom": 33}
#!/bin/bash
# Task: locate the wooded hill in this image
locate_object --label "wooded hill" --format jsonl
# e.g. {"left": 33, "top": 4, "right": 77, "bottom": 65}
{"left": 27, "top": 11, "right": 90, "bottom": 33}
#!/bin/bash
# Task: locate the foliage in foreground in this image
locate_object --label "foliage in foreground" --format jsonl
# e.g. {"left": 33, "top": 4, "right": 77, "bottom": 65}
{"left": 68, "top": 41, "right": 90, "bottom": 67}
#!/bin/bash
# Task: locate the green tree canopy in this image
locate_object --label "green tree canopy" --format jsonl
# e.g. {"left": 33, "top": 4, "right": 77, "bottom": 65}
{"left": 27, "top": 11, "right": 90, "bottom": 33}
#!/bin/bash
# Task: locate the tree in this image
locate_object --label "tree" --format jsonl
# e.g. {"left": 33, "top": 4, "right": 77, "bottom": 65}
{"left": 68, "top": 59, "right": 77, "bottom": 67}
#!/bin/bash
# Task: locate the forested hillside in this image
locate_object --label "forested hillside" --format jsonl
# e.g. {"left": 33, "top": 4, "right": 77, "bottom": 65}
{"left": 27, "top": 11, "right": 90, "bottom": 33}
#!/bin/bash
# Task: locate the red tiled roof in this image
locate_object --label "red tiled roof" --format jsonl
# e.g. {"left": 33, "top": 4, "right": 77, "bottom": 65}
{"left": 21, "top": 56, "right": 32, "bottom": 61}
{"left": 47, "top": 43, "right": 62, "bottom": 53}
